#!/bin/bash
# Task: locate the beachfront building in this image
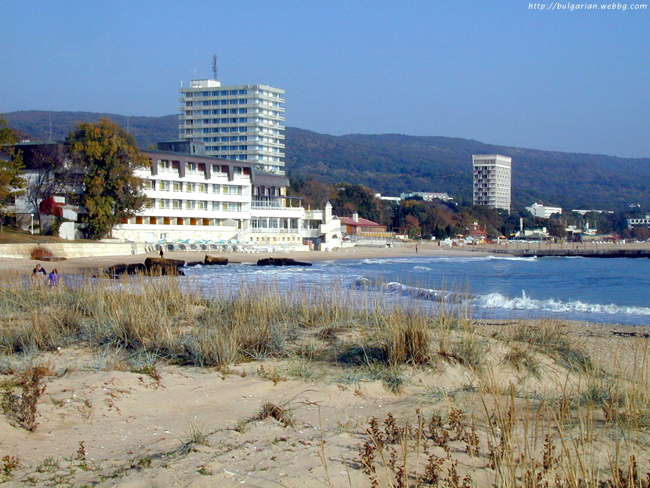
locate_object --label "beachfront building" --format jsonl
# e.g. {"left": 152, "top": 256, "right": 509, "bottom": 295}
{"left": 110, "top": 141, "right": 341, "bottom": 248}
{"left": 526, "top": 202, "right": 563, "bottom": 218}
{"left": 178, "top": 78, "right": 285, "bottom": 174}
{"left": 472, "top": 154, "right": 512, "bottom": 212}
{"left": 112, "top": 143, "right": 253, "bottom": 243}
{"left": 339, "top": 213, "right": 389, "bottom": 240}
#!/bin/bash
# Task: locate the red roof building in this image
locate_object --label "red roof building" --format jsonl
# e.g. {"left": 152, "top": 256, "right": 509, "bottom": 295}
{"left": 339, "top": 213, "right": 387, "bottom": 237}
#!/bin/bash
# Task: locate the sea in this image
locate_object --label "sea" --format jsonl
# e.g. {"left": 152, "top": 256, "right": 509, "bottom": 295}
{"left": 180, "top": 255, "right": 650, "bottom": 327}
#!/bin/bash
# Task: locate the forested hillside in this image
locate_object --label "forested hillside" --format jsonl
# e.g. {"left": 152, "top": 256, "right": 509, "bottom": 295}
{"left": 5, "top": 111, "right": 649, "bottom": 210}
{"left": 4, "top": 111, "right": 177, "bottom": 149}
{"left": 285, "top": 129, "right": 650, "bottom": 210}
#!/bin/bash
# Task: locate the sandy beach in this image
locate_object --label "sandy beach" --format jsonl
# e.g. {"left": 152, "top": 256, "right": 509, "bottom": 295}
{"left": 0, "top": 242, "right": 649, "bottom": 486}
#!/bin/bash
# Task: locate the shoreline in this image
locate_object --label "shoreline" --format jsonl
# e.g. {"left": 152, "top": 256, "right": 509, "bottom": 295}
{"left": 2, "top": 242, "right": 647, "bottom": 329}
{"left": 0, "top": 243, "right": 494, "bottom": 276}
{"left": 1, "top": 240, "right": 649, "bottom": 276}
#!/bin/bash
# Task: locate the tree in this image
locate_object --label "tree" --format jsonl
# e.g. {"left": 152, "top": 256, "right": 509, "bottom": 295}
{"left": 66, "top": 118, "right": 148, "bottom": 239}
{"left": 24, "top": 143, "right": 70, "bottom": 233}
{"left": 0, "top": 115, "right": 26, "bottom": 218}
{"left": 289, "top": 178, "right": 336, "bottom": 209}
{"left": 332, "top": 183, "right": 382, "bottom": 223}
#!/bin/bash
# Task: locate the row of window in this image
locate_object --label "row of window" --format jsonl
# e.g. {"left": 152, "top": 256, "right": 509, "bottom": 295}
{"left": 155, "top": 199, "right": 243, "bottom": 212}
{"left": 202, "top": 109, "right": 247, "bottom": 115}
{"left": 190, "top": 127, "right": 248, "bottom": 134}
{"left": 149, "top": 181, "right": 245, "bottom": 195}
{"left": 198, "top": 135, "right": 282, "bottom": 145}
{"left": 251, "top": 218, "right": 299, "bottom": 230}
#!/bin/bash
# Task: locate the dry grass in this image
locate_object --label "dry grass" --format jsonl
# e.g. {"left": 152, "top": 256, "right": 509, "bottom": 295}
{"left": 0, "top": 273, "right": 649, "bottom": 486}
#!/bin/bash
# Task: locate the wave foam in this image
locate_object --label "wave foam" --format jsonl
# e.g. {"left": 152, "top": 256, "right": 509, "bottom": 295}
{"left": 479, "top": 291, "right": 650, "bottom": 316}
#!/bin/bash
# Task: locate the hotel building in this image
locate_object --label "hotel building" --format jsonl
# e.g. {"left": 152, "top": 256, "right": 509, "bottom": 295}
{"left": 472, "top": 154, "right": 512, "bottom": 212}
{"left": 178, "top": 78, "right": 285, "bottom": 174}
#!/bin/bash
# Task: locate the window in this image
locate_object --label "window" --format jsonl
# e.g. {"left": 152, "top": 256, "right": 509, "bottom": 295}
{"left": 212, "top": 184, "right": 221, "bottom": 194}
{"left": 185, "top": 183, "right": 195, "bottom": 193}
{"left": 159, "top": 181, "right": 170, "bottom": 191}
{"left": 197, "top": 183, "right": 207, "bottom": 193}
{"left": 186, "top": 200, "right": 195, "bottom": 210}
{"left": 172, "top": 200, "right": 182, "bottom": 210}
{"left": 197, "top": 201, "right": 207, "bottom": 211}
{"left": 173, "top": 182, "right": 182, "bottom": 192}
{"left": 158, "top": 199, "right": 169, "bottom": 209}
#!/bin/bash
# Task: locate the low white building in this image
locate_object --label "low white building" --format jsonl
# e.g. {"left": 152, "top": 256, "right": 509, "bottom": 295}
{"left": 627, "top": 215, "right": 650, "bottom": 229}
{"left": 400, "top": 191, "right": 453, "bottom": 202}
{"left": 526, "top": 203, "right": 563, "bottom": 218}
{"left": 110, "top": 142, "right": 339, "bottom": 248}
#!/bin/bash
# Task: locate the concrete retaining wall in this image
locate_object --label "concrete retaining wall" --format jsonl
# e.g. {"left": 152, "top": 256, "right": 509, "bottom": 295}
{"left": 0, "top": 242, "right": 150, "bottom": 259}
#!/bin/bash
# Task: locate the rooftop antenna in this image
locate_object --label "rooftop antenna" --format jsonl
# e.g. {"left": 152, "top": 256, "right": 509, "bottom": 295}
{"left": 212, "top": 54, "right": 218, "bottom": 81}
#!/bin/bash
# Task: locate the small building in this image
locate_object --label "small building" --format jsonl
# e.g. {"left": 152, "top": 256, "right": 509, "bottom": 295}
{"left": 339, "top": 213, "right": 388, "bottom": 239}
{"left": 627, "top": 215, "right": 650, "bottom": 229}
{"left": 526, "top": 203, "right": 562, "bottom": 218}
{"left": 399, "top": 191, "right": 453, "bottom": 202}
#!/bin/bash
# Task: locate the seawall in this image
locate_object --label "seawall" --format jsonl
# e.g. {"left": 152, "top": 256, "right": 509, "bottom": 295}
{"left": 0, "top": 242, "right": 153, "bottom": 259}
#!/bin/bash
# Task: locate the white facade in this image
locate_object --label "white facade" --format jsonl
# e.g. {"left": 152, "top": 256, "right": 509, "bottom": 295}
{"left": 526, "top": 202, "right": 563, "bottom": 218}
{"left": 628, "top": 215, "right": 650, "bottom": 229}
{"left": 472, "top": 154, "right": 512, "bottom": 212}
{"left": 111, "top": 149, "right": 337, "bottom": 247}
{"left": 112, "top": 151, "right": 254, "bottom": 243}
{"left": 178, "top": 79, "right": 285, "bottom": 174}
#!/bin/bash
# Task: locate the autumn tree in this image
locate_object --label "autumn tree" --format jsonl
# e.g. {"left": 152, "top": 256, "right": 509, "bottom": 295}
{"left": 66, "top": 118, "right": 148, "bottom": 239}
{"left": 0, "top": 115, "right": 26, "bottom": 218}
{"left": 289, "top": 177, "right": 337, "bottom": 209}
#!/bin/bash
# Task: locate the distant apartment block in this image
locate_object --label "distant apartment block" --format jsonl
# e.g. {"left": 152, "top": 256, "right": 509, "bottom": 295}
{"left": 526, "top": 202, "right": 562, "bottom": 218}
{"left": 472, "top": 154, "right": 511, "bottom": 212}
{"left": 178, "top": 78, "right": 285, "bottom": 174}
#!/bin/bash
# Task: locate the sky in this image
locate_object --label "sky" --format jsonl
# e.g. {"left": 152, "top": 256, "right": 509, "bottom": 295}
{"left": 1, "top": 0, "right": 649, "bottom": 158}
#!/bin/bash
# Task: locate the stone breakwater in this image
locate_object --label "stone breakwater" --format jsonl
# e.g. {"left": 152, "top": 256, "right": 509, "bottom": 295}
{"left": 493, "top": 248, "right": 650, "bottom": 258}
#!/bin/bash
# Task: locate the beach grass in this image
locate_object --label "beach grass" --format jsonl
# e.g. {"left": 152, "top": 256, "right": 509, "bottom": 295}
{"left": 0, "top": 272, "right": 649, "bottom": 486}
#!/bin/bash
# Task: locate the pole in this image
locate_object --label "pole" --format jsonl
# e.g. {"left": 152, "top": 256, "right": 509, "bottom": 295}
{"left": 30, "top": 214, "right": 34, "bottom": 235}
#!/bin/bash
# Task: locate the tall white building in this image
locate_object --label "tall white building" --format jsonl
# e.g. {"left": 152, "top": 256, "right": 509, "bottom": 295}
{"left": 178, "top": 78, "right": 285, "bottom": 174}
{"left": 472, "top": 154, "right": 512, "bottom": 212}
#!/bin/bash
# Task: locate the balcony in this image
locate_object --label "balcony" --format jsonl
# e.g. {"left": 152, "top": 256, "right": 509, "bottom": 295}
{"left": 252, "top": 196, "right": 303, "bottom": 210}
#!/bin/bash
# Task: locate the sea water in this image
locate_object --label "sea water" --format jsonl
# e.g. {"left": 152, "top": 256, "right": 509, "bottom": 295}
{"left": 181, "top": 255, "right": 650, "bottom": 326}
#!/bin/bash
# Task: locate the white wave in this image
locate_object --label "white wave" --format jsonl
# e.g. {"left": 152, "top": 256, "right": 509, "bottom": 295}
{"left": 479, "top": 291, "right": 650, "bottom": 316}
{"left": 483, "top": 255, "right": 538, "bottom": 262}
{"left": 352, "top": 277, "right": 467, "bottom": 303}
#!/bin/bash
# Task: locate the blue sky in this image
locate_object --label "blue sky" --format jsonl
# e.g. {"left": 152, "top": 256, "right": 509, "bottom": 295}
{"left": 1, "top": 0, "right": 649, "bottom": 157}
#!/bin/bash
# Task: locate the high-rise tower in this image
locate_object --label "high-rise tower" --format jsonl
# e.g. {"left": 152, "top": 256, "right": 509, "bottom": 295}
{"left": 472, "top": 154, "right": 512, "bottom": 211}
{"left": 178, "top": 73, "right": 285, "bottom": 174}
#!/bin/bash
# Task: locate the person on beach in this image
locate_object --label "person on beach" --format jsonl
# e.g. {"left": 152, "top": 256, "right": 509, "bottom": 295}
{"left": 32, "top": 264, "right": 47, "bottom": 279}
{"left": 47, "top": 269, "right": 60, "bottom": 287}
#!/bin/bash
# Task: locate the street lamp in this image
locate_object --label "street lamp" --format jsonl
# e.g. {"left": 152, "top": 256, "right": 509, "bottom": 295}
{"left": 30, "top": 214, "right": 34, "bottom": 235}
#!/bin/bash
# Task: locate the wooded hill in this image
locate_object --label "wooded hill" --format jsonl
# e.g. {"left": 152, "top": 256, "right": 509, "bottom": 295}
{"left": 5, "top": 110, "right": 649, "bottom": 211}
